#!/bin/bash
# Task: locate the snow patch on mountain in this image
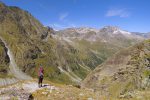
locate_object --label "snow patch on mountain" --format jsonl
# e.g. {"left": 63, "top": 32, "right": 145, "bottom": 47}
{"left": 103, "top": 26, "right": 131, "bottom": 35}
{"left": 113, "top": 29, "right": 131, "bottom": 35}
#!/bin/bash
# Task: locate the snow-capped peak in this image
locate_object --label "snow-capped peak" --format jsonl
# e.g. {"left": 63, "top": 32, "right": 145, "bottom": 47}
{"left": 113, "top": 29, "right": 131, "bottom": 35}
{"left": 101, "top": 26, "right": 131, "bottom": 35}
{"left": 118, "top": 30, "right": 131, "bottom": 35}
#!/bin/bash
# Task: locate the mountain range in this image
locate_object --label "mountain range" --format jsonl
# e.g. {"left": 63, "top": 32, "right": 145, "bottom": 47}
{"left": 0, "top": 1, "right": 150, "bottom": 99}
{"left": 0, "top": 2, "right": 149, "bottom": 85}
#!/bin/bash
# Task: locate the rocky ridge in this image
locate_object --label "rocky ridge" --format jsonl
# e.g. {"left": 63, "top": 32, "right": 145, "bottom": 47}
{"left": 82, "top": 39, "right": 150, "bottom": 99}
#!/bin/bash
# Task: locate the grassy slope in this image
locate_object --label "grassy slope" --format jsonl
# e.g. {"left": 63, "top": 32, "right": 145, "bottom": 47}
{"left": 82, "top": 39, "right": 150, "bottom": 99}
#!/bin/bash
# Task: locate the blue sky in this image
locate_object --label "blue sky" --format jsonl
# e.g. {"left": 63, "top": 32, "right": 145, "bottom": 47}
{"left": 1, "top": 0, "right": 150, "bottom": 32}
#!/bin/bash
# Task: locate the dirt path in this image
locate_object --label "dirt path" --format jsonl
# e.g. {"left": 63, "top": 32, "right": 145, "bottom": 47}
{"left": 0, "top": 81, "right": 57, "bottom": 100}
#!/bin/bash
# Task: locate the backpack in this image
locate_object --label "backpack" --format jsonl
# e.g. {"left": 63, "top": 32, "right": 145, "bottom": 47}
{"left": 39, "top": 68, "right": 43, "bottom": 78}
{"left": 40, "top": 72, "right": 43, "bottom": 78}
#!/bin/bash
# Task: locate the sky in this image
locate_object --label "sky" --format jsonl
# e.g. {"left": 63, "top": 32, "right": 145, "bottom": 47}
{"left": 0, "top": 0, "right": 150, "bottom": 32}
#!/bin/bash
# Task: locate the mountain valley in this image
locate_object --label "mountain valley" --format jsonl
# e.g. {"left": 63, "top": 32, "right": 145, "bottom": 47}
{"left": 0, "top": 1, "right": 150, "bottom": 100}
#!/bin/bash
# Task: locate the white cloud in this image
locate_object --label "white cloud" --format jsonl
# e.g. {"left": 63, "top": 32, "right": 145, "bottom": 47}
{"left": 59, "top": 12, "right": 69, "bottom": 21}
{"left": 106, "top": 8, "right": 130, "bottom": 18}
{"left": 51, "top": 12, "right": 76, "bottom": 30}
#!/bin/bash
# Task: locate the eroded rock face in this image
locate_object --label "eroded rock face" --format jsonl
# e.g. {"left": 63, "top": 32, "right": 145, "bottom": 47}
{"left": 0, "top": 39, "right": 10, "bottom": 77}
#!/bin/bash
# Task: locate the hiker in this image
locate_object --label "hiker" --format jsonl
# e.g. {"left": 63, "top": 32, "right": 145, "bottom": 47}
{"left": 38, "top": 66, "right": 44, "bottom": 87}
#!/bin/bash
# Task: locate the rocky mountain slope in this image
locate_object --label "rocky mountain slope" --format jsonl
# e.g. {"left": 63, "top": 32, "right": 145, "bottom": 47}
{"left": 54, "top": 26, "right": 145, "bottom": 75}
{"left": 0, "top": 2, "right": 145, "bottom": 85}
{"left": 82, "top": 39, "right": 150, "bottom": 99}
